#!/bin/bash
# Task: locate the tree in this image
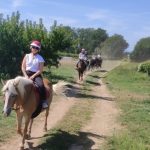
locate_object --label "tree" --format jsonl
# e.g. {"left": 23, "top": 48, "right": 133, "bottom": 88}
{"left": 130, "top": 37, "right": 150, "bottom": 61}
{"left": 0, "top": 11, "right": 25, "bottom": 77}
{"left": 100, "top": 34, "right": 128, "bottom": 59}
{"left": 76, "top": 28, "right": 108, "bottom": 54}
{"left": 50, "top": 25, "right": 74, "bottom": 53}
{"left": 0, "top": 12, "right": 60, "bottom": 78}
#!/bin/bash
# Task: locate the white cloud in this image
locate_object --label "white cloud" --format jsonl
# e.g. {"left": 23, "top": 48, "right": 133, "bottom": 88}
{"left": 86, "top": 9, "right": 128, "bottom": 34}
{"left": 12, "top": 0, "right": 23, "bottom": 8}
{"left": 86, "top": 10, "right": 110, "bottom": 20}
{"left": 26, "top": 13, "right": 78, "bottom": 29}
{"left": 51, "top": 16, "right": 78, "bottom": 26}
{"left": 0, "top": 8, "right": 10, "bottom": 14}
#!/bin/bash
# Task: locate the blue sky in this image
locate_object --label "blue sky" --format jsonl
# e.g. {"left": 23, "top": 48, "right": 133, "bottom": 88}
{"left": 0, "top": 0, "right": 150, "bottom": 52}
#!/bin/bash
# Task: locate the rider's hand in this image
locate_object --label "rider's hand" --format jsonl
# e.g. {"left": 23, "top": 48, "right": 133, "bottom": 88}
{"left": 29, "top": 75, "right": 35, "bottom": 80}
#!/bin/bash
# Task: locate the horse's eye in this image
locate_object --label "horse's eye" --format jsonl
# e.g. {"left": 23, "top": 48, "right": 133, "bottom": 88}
{"left": 11, "top": 94, "right": 17, "bottom": 98}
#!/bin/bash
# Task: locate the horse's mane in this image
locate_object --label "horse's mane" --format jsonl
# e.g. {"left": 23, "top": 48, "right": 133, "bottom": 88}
{"left": 2, "top": 76, "right": 33, "bottom": 93}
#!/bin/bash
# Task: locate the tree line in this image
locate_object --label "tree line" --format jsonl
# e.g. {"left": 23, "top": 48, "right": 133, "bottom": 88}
{"left": 130, "top": 37, "right": 150, "bottom": 61}
{"left": 1, "top": 11, "right": 148, "bottom": 78}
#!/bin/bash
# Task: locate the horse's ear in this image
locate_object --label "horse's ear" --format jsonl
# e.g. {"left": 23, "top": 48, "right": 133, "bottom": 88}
{"left": 13, "top": 79, "right": 20, "bottom": 88}
{"left": 1, "top": 79, "right": 6, "bottom": 86}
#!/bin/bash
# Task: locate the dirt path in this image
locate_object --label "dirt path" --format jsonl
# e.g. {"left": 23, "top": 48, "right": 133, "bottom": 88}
{"left": 0, "top": 59, "right": 121, "bottom": 150}
{"left": 84, "top": 61, "right": 121, "bottom": 150}
{"left": 69, "top": 60, "right": 121, "bottom": 150}
{"left": 80, "top": 79, "right": 120, "bottom": 150}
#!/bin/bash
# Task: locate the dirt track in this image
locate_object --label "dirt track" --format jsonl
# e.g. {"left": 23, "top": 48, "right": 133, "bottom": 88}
{"left": 0, "top": 59, "right": 121, "bottom": 150}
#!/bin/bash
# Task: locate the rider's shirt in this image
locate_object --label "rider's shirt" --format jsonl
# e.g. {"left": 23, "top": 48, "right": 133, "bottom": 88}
{"left": 79, "top": 53, "right": 87, "bottom": 61}
{"left": 25, "top": 53, "right": 45, "bottom": 72}
{"left": 97, "top": 54, "right": 101, "bottom": 58}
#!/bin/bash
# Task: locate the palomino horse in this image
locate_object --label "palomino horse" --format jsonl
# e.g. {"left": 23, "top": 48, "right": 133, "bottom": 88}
{"left": 1, "top": 76, "right": 53, "bottom": 150}
{"left": 77, "top": 60, "right": 86, "bottom": 81}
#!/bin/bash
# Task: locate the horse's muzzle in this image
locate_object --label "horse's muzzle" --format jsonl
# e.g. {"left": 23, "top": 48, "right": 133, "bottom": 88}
{"left": 3, "top": 108, "right": 12, "bottom": 117}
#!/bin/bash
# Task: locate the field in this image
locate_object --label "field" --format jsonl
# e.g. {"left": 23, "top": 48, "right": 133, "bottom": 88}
{"left": 0, "top": 59, "right": 149, "bottom": 150}
{"left": 104, "top": 62, "right": 150, "bottom": 150}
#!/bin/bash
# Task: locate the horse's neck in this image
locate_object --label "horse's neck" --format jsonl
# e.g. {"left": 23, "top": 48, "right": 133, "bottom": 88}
{"left": 16, "top": 83, "right": 35, "bottom": 108}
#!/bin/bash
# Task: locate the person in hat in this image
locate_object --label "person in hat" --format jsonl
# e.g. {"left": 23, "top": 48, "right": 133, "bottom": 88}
{"left": 76, "top": 48, "right": 87, "bottom": 69}
{"left": 21, "top": 40, "right": 48, "bottom": 109}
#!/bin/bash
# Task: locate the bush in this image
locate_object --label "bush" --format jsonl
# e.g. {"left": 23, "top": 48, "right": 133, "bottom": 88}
{"left": 137, "top": 61, "right": 150, "bottom": 76}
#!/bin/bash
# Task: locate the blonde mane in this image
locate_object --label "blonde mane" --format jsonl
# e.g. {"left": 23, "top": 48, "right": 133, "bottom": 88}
{"left": 2, "top": 76, "right": 33, "bottom": 93}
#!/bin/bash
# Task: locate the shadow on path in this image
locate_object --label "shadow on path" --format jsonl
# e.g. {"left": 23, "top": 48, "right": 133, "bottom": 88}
{"left": 25, "top": 130, "right": 107, "bottom": 150}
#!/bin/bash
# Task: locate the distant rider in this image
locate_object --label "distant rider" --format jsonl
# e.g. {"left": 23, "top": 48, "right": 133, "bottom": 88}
{"left": 76, "top": 48, "right": 87, "bottom": 69}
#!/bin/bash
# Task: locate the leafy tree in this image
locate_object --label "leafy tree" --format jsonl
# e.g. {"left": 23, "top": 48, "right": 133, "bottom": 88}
{"left": 100, "top": 34, "right": 128, "bottom": 59}
{"left": 76, "top": 28, "right": 108, "bottom": 54}
{"left": 130, "top": 37, "right": 150, "bottom": 61}
{"left": 0, "top": 12, "right": 60, "bottom": 77}
{"left": 50, "top": 25, "right": 74, "bottom": 52}
{"left": 0, "top": 11, "right": 25, "bottom": 77}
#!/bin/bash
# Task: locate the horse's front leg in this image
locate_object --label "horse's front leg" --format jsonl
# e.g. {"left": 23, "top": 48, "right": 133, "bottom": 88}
{"left": 16, "top": 111, "right": 23, "bottom": 136}
{"left": 78, "top": 71, "right": 81, "bottom": 80}
{"left": 81, "top": 73, "right": 83, "bottom": 81}
{"left": 44, "top": 107, "right": 49, "bottom": 131}
{"left": 20, "top": 116, "right": 30, "bottom": 150}
{"left": 27, "top": 118, "right": 34, "bottom": 139}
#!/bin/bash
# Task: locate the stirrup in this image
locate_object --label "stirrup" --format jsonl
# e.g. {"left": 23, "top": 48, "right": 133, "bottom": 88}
{"left": 42, "top": 102, "right": 48, "bottom": 109}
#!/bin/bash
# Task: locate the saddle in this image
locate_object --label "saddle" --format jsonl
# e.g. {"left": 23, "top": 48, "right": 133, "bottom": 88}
{"left": 31, "top": 83, "right": 50, "bottom": 119}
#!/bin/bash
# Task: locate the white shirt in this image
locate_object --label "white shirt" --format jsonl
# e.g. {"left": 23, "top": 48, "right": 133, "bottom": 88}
{"left": 97, "top": 54, "right": 101, "bottom": 58}
{"left": 25, "top": 53, "right": 45, "bottom": 72}
{"left": 79, "top": 53, "right": 87, "bottom": 61}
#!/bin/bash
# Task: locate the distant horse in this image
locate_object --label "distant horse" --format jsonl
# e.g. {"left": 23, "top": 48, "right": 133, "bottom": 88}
{"left": 77, "top": 60, "right": 86, "bottom": 81}
{"left": 95, "top": 57, "right": 103, "bottom": 69}
{"left": 89, "top": 57, "right": 103, "bottom": 70}
{"left": 1, "top": 76, "right": 53, "bottom": 150}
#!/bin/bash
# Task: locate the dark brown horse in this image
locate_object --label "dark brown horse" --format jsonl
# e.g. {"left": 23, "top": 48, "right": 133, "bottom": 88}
{"left": 89, "top": 57, "right": 103, "bottom": 70}
{"left": 77, "top": 60, "right": 86, "bottom": 81}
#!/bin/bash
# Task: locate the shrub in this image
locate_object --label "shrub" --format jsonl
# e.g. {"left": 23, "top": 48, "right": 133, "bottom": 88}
{"left": 138, "top": 61, "right": 150, "bottom": 76}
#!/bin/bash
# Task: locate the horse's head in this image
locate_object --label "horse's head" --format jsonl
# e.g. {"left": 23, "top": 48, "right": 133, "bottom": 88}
{"left": 1, "top": 78, "right": 20, "bottom": 117}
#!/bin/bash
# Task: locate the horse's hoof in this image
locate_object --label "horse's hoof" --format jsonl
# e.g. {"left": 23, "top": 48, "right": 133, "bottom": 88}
{"left": 43, "top": 128, "right": 47, "bottom": 132}
{"left": 25, "top": 134, "right": 31, "bottom": 140}
{"left": 19, "top": 146, "right": 24, "bottom": 150}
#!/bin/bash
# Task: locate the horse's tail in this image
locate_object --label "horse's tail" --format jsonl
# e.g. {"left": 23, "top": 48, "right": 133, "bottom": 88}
{"left": 52, "top": 81, "right": 68, "bottom": 97}
{"left": 52, "top": 83, "right": 57, "bottom": 94}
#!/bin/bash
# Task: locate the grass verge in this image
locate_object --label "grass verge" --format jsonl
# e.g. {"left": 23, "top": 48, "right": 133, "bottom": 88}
{"left": 104, "top": 62, "right": 150, "bottom": 150}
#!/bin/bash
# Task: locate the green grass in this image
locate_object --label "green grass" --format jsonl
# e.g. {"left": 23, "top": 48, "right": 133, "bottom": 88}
{"left": 108, "top": 133, "right": 147, "bottom": 150}
{"left": 44, "top": 63, "right": 77, "bottom": 84}
{"left": 106, "top": 63, "right": 150, "bottom": 96}
{"left": 0, "top": 83, "right": 16, "bottom": 142}
{"left": 104, "top": 62, "right": 150, "bottom": 150}
{"left": 0, "top": 100, "right": 16, "bottom": 142}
